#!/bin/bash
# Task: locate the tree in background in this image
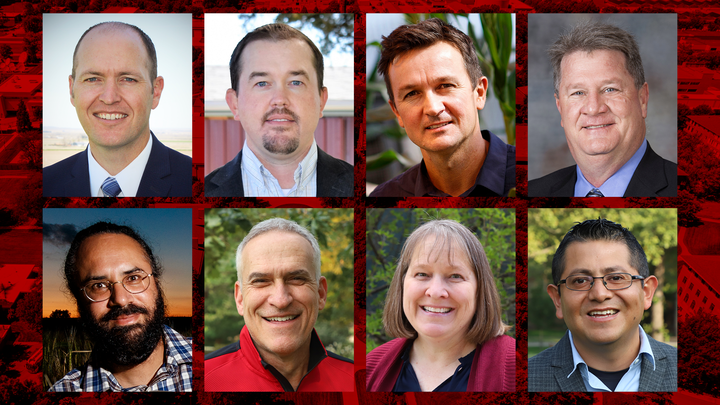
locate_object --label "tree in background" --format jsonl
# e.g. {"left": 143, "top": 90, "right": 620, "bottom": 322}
{"left": 204, "top": 209, "right": 354, "bottom": 359}
{"left": 528, "top": 209, "right": 677, "bottom": 345}
{"left": 366, "top": 208, "right": 516, "bottom": 353}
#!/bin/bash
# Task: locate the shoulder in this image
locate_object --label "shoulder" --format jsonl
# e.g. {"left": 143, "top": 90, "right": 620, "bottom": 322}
{"left": 317, "top": 147, "right": 353, "bottom": 177}
{"left": 160, "top": 141, "right": 192, "bottom": 168}
{"left": 528, "top": 165, "right": 577, "bottom": 197}
{"left": 43, "top": 151, "right": 84, "bottom": 180}
{"left": 205, "top": 341, "right": 243, "bottom": 377}
{"left": 316, "top": 147, "right": 354, "bottom": 197}
{"left": 322, "top": 350, "right": 354, "bottom": 376}
{"left": 368, "top": 164, "right": 421, "bottom": 197}
{"left": 367, "top": 338, "right": 406, "bottom": 369}
{"left": 205, "top": 152, "right": 243, "bottom": 196}
{"left": 48, "top": 368, "right": 84, "bottom": 392}
{"left": 647, "top": 336, "right": 677, "bottom": 359}
{"left": 528, "top": 343, "right": 557, "bottom": 370}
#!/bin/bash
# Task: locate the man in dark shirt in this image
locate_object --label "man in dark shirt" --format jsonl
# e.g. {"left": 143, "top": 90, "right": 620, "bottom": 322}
{"left": 368, "top": 18, "right": 515, "bottom": 197}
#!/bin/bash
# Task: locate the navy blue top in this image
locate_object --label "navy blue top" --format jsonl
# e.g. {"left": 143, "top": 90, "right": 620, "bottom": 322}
{"left": 392, "top": 344, "right": 476, "bottom": 392}
{"left": 369, "top": 130, "right": 515, "bottom": 197}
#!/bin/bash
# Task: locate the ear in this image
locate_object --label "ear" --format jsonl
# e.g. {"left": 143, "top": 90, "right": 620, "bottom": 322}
{"left": 547, "top": 284, "right": 564, "bottom": 320}
{"left": 639, "top": 82, "right": 649, "bottom": 119}
{"left": 555, "top": 94, "right": 564, "bottom": 128}
{"left": 151, "top": 76, "right": 164, "bottom": 109}
{"left": 69, "top": 75, "right": 75, "bottom": 106}
{"left": 642, "top": 275, "right": 658, "bottom": 311}
{"left": 389, "top": 100, "right": 404, "bottom": 128}
{"left": 318, "top": 87, "right": 329, "bottom": 119}
{"left": 317, "top": 276, "right": 328, "bottom": 311}
{"left": 234, "top": 281, "right": 244, "bottom": 316}
{"left": 475, "top": 76, "right": 488, "bottom": 110}
{"left": 226, "top": 88, "right": 241, "bottom": 121}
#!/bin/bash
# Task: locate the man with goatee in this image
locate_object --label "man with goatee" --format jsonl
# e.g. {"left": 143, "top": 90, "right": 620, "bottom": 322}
{"left": 49, "top": 222, "right": 192, "bottom": 392}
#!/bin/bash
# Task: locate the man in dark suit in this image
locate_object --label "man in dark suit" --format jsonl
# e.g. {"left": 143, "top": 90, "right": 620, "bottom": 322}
{"left": 204, "top": 23, "right": 353, "bottom": 197}
{"left": 529, "top": 218, "right": 677, "bottom": 392}
{"left": 44, "top": 22, "right": 191, "bottom": 197}
{"left": 528, "top": 22, "right": 676, "bottom": 197}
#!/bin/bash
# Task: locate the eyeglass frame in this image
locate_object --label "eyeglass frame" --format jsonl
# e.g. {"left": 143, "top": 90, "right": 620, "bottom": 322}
{"left": 558, "top": 272, "right": 645, "bottom": 291}
{"left": 80, "top": 270, "right": 154, "bottom": 302}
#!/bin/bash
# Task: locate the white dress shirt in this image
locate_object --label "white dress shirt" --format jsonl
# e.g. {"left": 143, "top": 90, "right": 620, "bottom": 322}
{"left": 240, "top": 139, "right": 318, "bottom": 197}
{"left": 88, "top": 135, "right": 153, "bottom": 197}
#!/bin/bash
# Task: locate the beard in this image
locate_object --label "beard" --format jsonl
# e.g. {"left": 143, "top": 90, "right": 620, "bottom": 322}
{"left": 80, "top": 289, "right": 167, "bottom": 367}
{"left": 261, "top": 107, "right": 301, "bottom": 155}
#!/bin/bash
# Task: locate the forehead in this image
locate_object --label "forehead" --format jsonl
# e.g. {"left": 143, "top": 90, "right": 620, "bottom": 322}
{"left": 409, "top": 234, "right": 473, "bottom": 269}
{"left": 239, "top": 39, "right": 317, "bottom": 78}
{"left": 241, "top": 231, "right": 314, "bottom": 274}
{"left": 562, "top": 240, "right": 635, "bottom": 276}
{"left": 390, "top": 41, "right": 469, "bottom": 84}
{"left": 75, "top": 26, "right": 150, "bottom": 73}
{"left": 76, "top": 233, "right": 149, "bottom": 275}
{"left": 559, "top": 49, "right": 630, "bottom": 84}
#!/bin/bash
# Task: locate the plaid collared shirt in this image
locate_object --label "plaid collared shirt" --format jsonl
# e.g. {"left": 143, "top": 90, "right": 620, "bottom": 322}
{"left": 241, "top": 139, "right": 318, "bottom": 197}
{"left": 49, "top": 325, "right": 192, "bottom": 392}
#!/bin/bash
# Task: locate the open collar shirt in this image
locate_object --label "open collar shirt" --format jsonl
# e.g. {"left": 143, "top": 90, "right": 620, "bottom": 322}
{"left": 240, "top": 139, "right": 318, "bottom": 197}
{"left": 574, "top": 138, "right": 647, "bottom": 197}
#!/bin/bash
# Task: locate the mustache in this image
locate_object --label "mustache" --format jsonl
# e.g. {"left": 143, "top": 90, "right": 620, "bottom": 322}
{"left": 100, "top": 303, "right": 149, "bottom": 323}
{"left": 262, "top": 107, "right": 299, "bottom": 123}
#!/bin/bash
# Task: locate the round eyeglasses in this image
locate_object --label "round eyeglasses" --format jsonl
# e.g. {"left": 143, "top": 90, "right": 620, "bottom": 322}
{"left": 81, "top": 270, "right": 153, "bottom": 302}
{"left": 558, "top": 272, "right": 645, "bottom": 291}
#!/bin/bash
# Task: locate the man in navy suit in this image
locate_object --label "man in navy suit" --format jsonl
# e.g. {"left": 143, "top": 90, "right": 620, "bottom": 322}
{"left": 528, "top": 22, "right": 676, "bottom": 197}
{"left": 44, "top": 22, "right": 191, "bottom": 197}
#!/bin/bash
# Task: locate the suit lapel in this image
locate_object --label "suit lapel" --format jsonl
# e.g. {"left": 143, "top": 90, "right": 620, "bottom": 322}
{"left": 66, "top": 148, "right": 92, "bottom": 196}
{"left": 137, "top": 133, "right": 172, "bottom": 197}
{"left": 624, "top": 143, "right": 669, "bottom": 197}
{"left": 552, "top": 332, "right": 587, "bottom": 392}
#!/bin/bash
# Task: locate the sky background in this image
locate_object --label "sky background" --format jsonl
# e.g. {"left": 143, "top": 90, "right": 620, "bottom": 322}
{"left": 43, "top": 14, "right": 192, "bottom": 132}
{"left": 43, "top": 208, "right": 193, "bottom": 318}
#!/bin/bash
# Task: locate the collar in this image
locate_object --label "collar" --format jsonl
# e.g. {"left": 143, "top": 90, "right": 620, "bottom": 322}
{"left": 240, "top": 139, "right": 318, "bottom": 196}
{"left": 566, "top": 326, "right": 656, "bottom": 381}
{"left": 244, "top": 326, "right": 328, "bottom": 392}
{"left": 575, "top": 138, "right": 647, "bottom": 197}
{"left": 81, "top": 325, "right": 192, "bottom": 391}
{"left": 88, "top": 133, "right": 153, "bottom": 197}
{"left": 414, "top": 130, "right": 509, "bottom": 196}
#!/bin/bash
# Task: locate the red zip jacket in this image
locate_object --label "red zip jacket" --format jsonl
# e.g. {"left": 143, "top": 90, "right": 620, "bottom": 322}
{"left": 205, "top": 326, "right": 353, "bottom": 392}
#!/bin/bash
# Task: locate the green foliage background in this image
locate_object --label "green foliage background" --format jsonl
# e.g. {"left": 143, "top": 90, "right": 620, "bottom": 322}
{"left": 204, "top": 209, "right": 354, "bottom": 359}
{"left": 528, "top": 209, "right": 677, "bottom": 355}
{"left": 366, "top": 208, "right": 516, "bottom": 354}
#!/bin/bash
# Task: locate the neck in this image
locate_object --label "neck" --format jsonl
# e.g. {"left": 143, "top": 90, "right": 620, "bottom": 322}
{"left": 91, "top": 132, "right": 150, "bottom": 176}
{"left": 575, "top": 139, "right": 644, "bottom": 188}
{"left": 257, "top": 337, "right": 312, "bottom": 391}
{"left": 422, "top": 131, "right": 487, "bottom": 196}
{"left": 109, "top": 335, "right": 165, "bottom": 389}
{"left": 410, "top": 334, "right": 476, "bottom": 366}
{"left": 573, "top": 328, "right": 641, "bottom": 372}
{"left": 248, "top": 143, "right": 313, "bottom": 189}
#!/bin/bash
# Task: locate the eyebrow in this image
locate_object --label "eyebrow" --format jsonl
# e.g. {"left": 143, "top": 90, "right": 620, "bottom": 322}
{"left": 247, "top": 70, "right": 310, "bottom": 81}
{"left": 80, "top": 267, "right": 144, "bottom": 286}
{"left": 567, "top": 266, "right": 630, "bottom": 276}
{"left": 78, "top": 70, "right": 143, "bottom": 78}
{"left": 396, "top": 76, "right": 459, "bottom": 97}
{"left": 246, "top": 269, "right": 313, "bottom": 282}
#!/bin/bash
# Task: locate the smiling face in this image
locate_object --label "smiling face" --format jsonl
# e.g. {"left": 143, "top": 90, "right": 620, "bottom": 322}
{"left": 547, "top": 240, "right": 656, "bottom": 352}
{"left": 235, "top": 231, "right": 327, "bottom": 361}
{"left": 227, "top": 39, "right": 328, "bottom": 160}
{"left": 555, "top": 49, "right": 648, "bottom": 166}
{"left": 69, "top": 26, "right": 163, "bottom": 154}
{"left": 388, "top": 41, "right": 487, "bottom": 157}
{"left": 402, "top": 236, "right": 477, "bottom": 343}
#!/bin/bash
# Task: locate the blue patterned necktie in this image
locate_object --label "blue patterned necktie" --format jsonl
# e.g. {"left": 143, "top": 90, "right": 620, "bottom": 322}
{"left": 585, "top": 188, "right": 604, "bottom": 197}
{"left": 101, "top": 177, "right": 122, "bottom": 197}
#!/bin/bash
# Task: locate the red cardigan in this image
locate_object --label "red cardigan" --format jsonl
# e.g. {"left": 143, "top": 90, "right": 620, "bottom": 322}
{"left": 366, "top": 334, "right": 516, "bottom": 392}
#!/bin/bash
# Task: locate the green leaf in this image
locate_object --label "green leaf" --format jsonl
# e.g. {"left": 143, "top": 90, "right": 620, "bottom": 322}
{"left": 366, "top": 149, "right": 413, "bottom": 171}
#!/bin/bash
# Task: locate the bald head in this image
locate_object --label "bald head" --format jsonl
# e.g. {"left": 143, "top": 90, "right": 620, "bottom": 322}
{"left": 71, "top": 22, "right": 158, "bottom": 82}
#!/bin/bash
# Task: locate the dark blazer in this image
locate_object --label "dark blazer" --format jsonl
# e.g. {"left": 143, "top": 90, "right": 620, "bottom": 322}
{"left": 528, "top": 142, "right": 677, "bottom": 197}
{"left": 528, "top": 331, "right": 677, "bottom": 392}
{"left": 43, "top": 133, "right": 192, "bottom": 197}
{"left": 204, "top": 146, "right": 354, "bottom": 197}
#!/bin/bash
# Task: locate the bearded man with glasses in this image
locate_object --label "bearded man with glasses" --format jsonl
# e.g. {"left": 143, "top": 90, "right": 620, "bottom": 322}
{"left": 529, "top": 218, "right": 676, "bottom": 392}
{"left": 49, "top": 221, "right": 192, "bottom": 392}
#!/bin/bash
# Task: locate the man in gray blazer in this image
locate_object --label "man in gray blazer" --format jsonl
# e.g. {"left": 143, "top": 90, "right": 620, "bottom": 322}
{"left": 529, "top": 218, "right": 676, "bottom": 392}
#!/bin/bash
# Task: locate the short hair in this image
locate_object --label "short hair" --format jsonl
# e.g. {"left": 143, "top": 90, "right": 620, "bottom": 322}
{"left": 551, "top": 218, "right": 649, "bottom": 287}
{"left": 229, "top": 23, "right": 324, "bottom": 94}
{"left": 72, "top": 21, "right": 158, "bottom": 83}
{"left": 382, "top": 220, "right": 509, "bottom": 344}
{"left": 548, "top": 22, "right": 645, "bottom": 96}
{"left": 63, "top": 221, "right": 163, "bottom": 303}
{"left": 378, "top": 18, "right": 483, "bottom": 104}
{"left": 236, "top": 218, "right": 322, "bottom": 287}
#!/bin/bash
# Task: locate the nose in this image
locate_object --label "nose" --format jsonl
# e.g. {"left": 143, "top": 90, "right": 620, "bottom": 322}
{"left": 270, "top": 86, "right": 289, "bottom": 108}
{"left": 425, "top": 276, "right": 449, "bottom": 299}
{"left": 582, "top": 91, "right": 609, "bottom": 115}
{"left": 107, "top": 282, "right": 133, "bottom": 307}
{"left": 423, "top": 91, "right": 445, "bottom": 117}
{"left": 267, "top": 282, "right": 294, "bottom": 309}
{"left": 587, "top": 278, "right": 613, "bottom": 302}
{"left": 99, "top": 81, "right": 121, "bottom": 105}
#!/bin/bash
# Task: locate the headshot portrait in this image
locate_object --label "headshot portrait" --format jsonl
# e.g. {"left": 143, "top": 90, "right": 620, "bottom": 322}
{"left": 204, "top": 208, "right": 354, "bottom": 391}
{"left": 527, "top": 14, "right": 677, "bottom": 197}
{"left": 203, "top": 14, "right": 354, "bottom": 197}
{"left": 528, "top": 209, "right": 677, "bottom": 392}
{"left": 366, "top": 14, "right": 516, "bottom": 197}
{"left": 366, "top": 209, "right": 516, "bottom": 392}
{"left": 43, "top": 14, "right": 192, "bottom": 198}
{"left": 42, "top": 208, "right": 193, "bottom": 392}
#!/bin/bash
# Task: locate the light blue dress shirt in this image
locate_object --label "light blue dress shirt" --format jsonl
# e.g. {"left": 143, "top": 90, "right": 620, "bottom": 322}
{"left": 574, "top": 139, "right": 647, "bottom": 197}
